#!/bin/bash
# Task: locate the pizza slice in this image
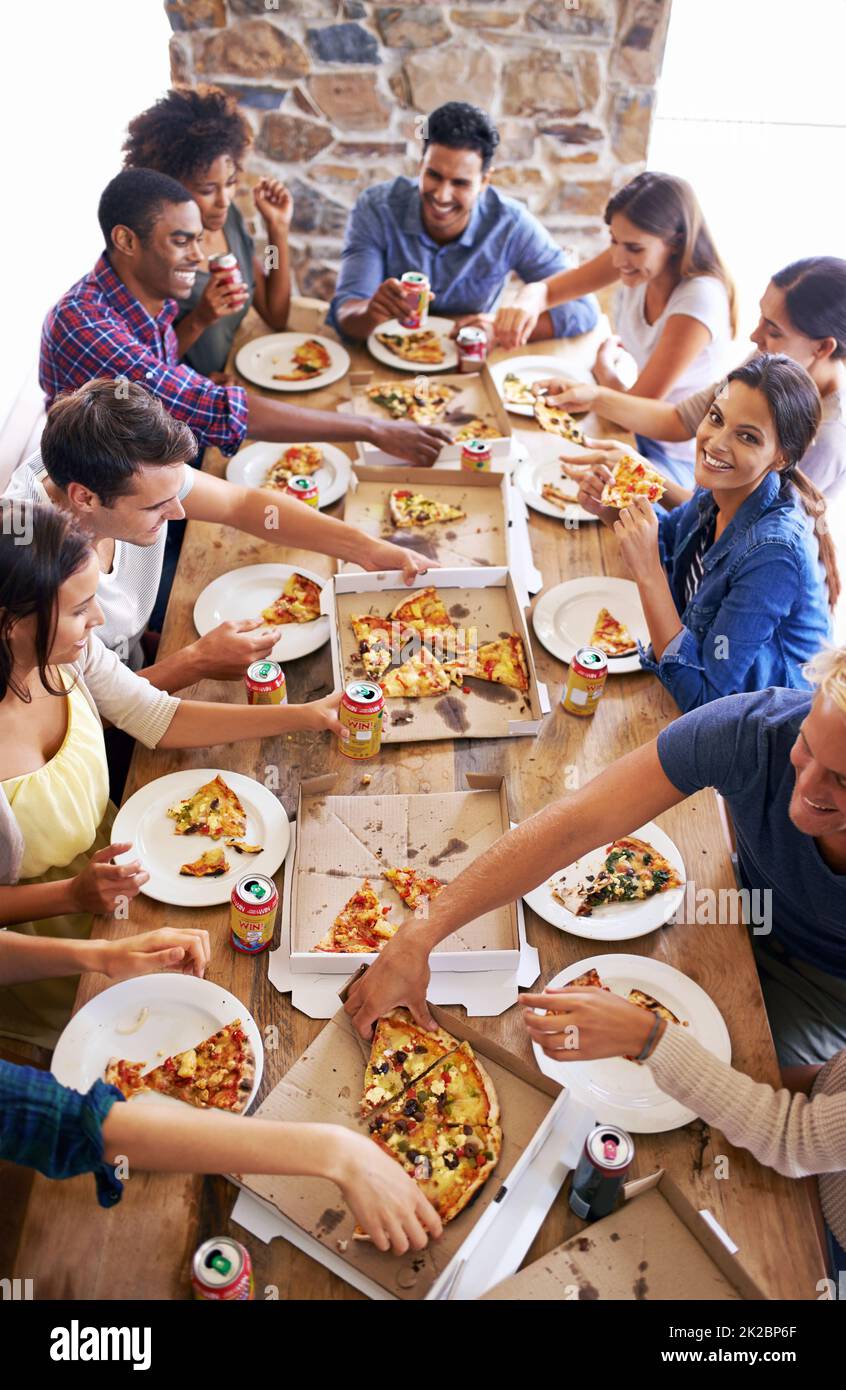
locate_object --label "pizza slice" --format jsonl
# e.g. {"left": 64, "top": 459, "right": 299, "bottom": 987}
{"left": 314, "top": 878, "right": 396, "bottom": 953}
{"left": 600, "top": 454, "right": 666, "bottom": 508}
{"left": 388, "top": 489, "right": 466, "bottom": 530}
{"left": 387, "top": 585, "right": 452, "bottom": 631}
{"left": 360, "top": 1008, "right": 459, "bottom": 1114}
{"left": 272, "top": 337, "right": 332, "bottom": 381}
{"left": 375, "top": 329, "right": 445, "bottom": 365}
{"left": 451, "top": 634, "right": 529, "bottom": 692}
{"left": 388, "top": 1041, "right": 501, "bottom": 1128}
{"left": 382, "top": 866, "right": 445, "bottom": 913}
{"left": 350, "top": 613, "right": 393, "bottom": 680}
{"left": 453, "top": 419, "right": 502, "bottom": 442}
{"left": 540, "top": 480, "right": 579, "bottom": 511}
{"left": 365, "top": 382, "right": 457, "bottom": 424}
{"left": 553, "top": 836, "right": 682, "bottom": 917}
{"left": 225, "top": 839, "right": 264, "bottom": 855}
{"left": 167, "top": 774, "right": 247, "bottom": 840}
{"left": 627, "top": 988, "right": 684, "bottom": 1026}
{"left": 589, "top": 607, "right": 638, "bottom": 658}
{"left": 502, "top": 372, "right": 536, "bottom": 406}
{"left": 379, "top": 648, "right": 452, "bottom": 699}
{"left": 533, "top": 400, "right": 587, "bottom": 445}
{"left": 368, "top": 1112, "right": 502, "bottom": 1223}
{"left": 179, "top": 846, "right": 230, "bottom": 878}
{"left": 263, "top": 444, "right": 323, "bottom": 489}
{"left": 106, "top": 1020, "right": 256, "bottom": 1113}
{"left": 564, "top": 967, "right": 610, "bottom": 991}
{"left": 261, "top": 571, "right": 322, "bottom": 626}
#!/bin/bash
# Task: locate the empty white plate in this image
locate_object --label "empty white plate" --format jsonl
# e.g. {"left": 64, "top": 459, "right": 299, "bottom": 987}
{"left": 193, "top": 562, "right": 330, "bottom": 664}
{"left": 366, "top": 316, "right": 459, "bottom": 373}
{"left": 235, "top": 332, "right": 350, "bottom": 392}
{"left": 225, "top": 441, "right": 352, "bottom": 510}
{"left": 532, "top": 576, "right": 647, "bottom": 675}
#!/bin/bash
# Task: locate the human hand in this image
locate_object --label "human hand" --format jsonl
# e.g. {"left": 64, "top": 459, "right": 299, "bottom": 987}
{"left": 196, "top": 270, "right": 249, "bottom": 327}
{"left": 193, "top": 620, "right": 280, "bottom": 681}
{"left": 492, "top": 304, "right": 538, "bottom": 350}
{"left": 368, "top": 418, "right": 452, "bottom": 467}
{"left": 613, "top": 494, "right": 661, "bottom": 577}
{"left": 358, "top": 535, "right": 430, "bottom": 585}
{"left": 100, "top": 927, "right": 211, "bottom": 982}
{"left": 70, "top": 844, "right": 149, "bottom": 914}
{"left": 521, "top": 987, "right": 661, "bottom": 1061}
{"left": 344, "top": 932, "right": 435, "bottom": 1038}
{"left": 534, "top": 376, "right": 599, "bottom": 412}
{"left": 297, "top": 689, "right": 342, "bottom": 736}
{"left": 328, "top": 1130, "right": 443, "bottom": 1253}
{"left": 253, "top": 177, "right": 293, "bottom": 232}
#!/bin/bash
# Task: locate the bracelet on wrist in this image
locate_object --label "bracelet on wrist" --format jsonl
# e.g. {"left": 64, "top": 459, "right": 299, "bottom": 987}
{"left": 634, "top": 1013, "right": 662, "bottom": 1063}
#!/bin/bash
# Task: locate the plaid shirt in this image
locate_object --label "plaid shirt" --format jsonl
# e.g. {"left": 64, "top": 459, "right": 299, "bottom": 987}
{"left": 39, "top": 255, "right": 249, "bottom": 456}
{"left": 0, "top": 1059, "right": 125, "bottom": 1207}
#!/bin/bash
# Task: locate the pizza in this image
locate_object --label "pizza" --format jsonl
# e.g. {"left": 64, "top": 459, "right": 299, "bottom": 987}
{"left": 627, "top": 988, "right": 684, "bottom": 1026}
{"left": 360, "top": 1008, "right": 459, "bottom": 1114}
{"left": 533, "top": 400, "right": 587, "bottom": 445}
{"left": 382, "top": 866, "right": 445, "bottom": 913}
{"left": 272, "top": 338, "right": 332, "bottom": 381}
{"left": 446, "top": 634, "right": 529, "bottom": 692}
{"left": 552, "top": 836, "right": 682, "bottom": 917}
{"left": 388, "top": 489, "right": 465, "bottom": 530}
{"left": 179, "top": 846, "right": 230, "bottom": 878}
{"left": 225, "top": 839, "right": 264, "bottom": 855}
{"left": 600, "top": 454, "right": 666, "bottom": 508}
{"left": 380, "top": 648, "right": 452, "bottom": 699}
{"left": 314, "top": 879, "right": 396, "bottom": 953}
{"left": 503, "top": 372, "right": 536, "bottom": 406}
{"left": 263, "top": 444, "right": 323, "bottom": 489}
{"left": 350, "top": 613, "right": 394, "bottom": 680}
{"left": 375, "top": 329, "right": 445, "bottom": 365}
{"left": 261, "top": 571, "right": 322, "bottom": 626}
{"left": 366, "top": 381, "right": 457, "bottom": 424}
{"left": 454, "top": 419, "right": 502, "bottom": 442}
{"left": 388, "top": 586, "right": 452, "bottom": 631}
{"left": 540, "top": 481, "right": 578, "bottom": 511}
{"left": 167, "top": 774, "right": 246, "bottom": 841}
{"left": 105, "top": 1020, "right": 255, "bottom": 1112}
{"left": 564, "top": 967, "right": 610, "bottom": 992}
{"left": 589, "top": 607, "right": 638, "bottom": 658}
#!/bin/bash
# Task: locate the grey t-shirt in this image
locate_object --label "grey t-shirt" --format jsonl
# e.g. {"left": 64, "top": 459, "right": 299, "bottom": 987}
{"left": 175, "top": 203, "right": 256, "bottom": 377}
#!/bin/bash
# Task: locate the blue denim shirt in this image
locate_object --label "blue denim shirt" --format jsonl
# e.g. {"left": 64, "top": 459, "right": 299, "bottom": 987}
{"left": 640, "top": 471, "right": 831, "bottom": 711}
{"left": 328, "top": 177, "right": 598, "bottom": 339}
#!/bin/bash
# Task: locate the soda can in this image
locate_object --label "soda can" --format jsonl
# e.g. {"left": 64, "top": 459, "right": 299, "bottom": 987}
{"left": 339, "top": 680, "right": 385, "bottom": 760}
{"left": 460, "top": 439, "right": 492, "bottom": 472}
{"left": 561, "top": 646, "right": 608, "bottom": 717}
{"left": 230, "top": 873, "right": 279, "bottom": 954}
{"left": 192, "top": 1237, "right": 254, "bottom": 1300}
{"left": 285, "top": 475, "right": 320, "bottom": 507}
{"left": 399, "top": 271, "right": 430, "bottom": 330}
{"left": 245, "top": 659, "right": 287, "bottom": 706}
{"left": 569, "top": 1124, "right": 635, "bottom": 1221}
{"left": 456, "top": 325, "right": 488, "bottom": 373}
{"left": 207, "top": 252, "right": 244, "bottom": 291}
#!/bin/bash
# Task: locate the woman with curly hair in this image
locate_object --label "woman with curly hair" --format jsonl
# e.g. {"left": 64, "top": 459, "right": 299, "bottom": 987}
{"left": 123, "top": 85, "right": 292, "bottom": 376}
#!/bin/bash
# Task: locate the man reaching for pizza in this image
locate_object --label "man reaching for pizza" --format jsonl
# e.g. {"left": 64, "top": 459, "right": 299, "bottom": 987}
{"left": 5, "top": 379, "right": 431, "bottom": 686}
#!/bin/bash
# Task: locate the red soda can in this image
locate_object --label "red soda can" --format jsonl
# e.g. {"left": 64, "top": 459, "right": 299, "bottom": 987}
{"left": 456, "top": 325, "right": 488, "bottom": 373}
{"left": 207, "top": 252, "right": 244, "bottom": 291}
{"left": 285, "top": 476, "right": 320, "bottom": 507}
{"left": 460, "top": 439, "right": 492, "bottom": 472}
{"left": 569, "top": 1124, "right": 634, "bottom": 1221}
{"left": 192, "top": 1237, "right": 254, "bottom": 1300}
{"left": 399, "top": 271, "right": 430, "bottom": 330}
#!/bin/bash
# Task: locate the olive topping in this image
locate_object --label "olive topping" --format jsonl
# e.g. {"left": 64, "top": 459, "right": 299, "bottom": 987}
{"left": 405, "top": 1148, "right": 420, "bottom": 1163}
{"left": 403, "top": 1098, "right": 418, "bottom": 1116}
{"left": 394, "top": 1050, "right": 408, "bottom": 1064}
{"left": 394, "top": 1118, "right": 407, "bottom": 1133}
{"left": 463, "top": 1124, "right": 473, "bottom": 1136}
{"left": 443, "top": 1151, "right": 459, "bottom": 1169}
{"left": 413, "top": 1045, "right": 427, "bottom": 1054}
{"left": 376, "top": 1062, "right": 390, "bottom": 1074}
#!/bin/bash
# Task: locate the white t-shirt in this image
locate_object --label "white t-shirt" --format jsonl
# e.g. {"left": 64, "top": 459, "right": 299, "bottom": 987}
{"left": 4, "top": 453, "right": 195, "bottom": 668}
{"left": 614, "top": 274, "right": 733, "bottom": 466}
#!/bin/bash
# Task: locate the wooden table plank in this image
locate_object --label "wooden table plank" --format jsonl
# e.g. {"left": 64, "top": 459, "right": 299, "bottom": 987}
{"left": 7, "top": 319, "right": 825, "bottom": 1300}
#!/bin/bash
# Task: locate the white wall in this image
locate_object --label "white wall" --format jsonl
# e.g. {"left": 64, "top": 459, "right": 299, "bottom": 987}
{"left": 0, "top": 0, "right": 172, "bottom": 428}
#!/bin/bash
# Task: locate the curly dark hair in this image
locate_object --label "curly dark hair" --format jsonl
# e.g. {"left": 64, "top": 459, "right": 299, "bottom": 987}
{"left": 123, "top": 85, "right": 253, "bottom": 184}
{"left": 423, "top": 102, "right": 500, "bottom": 171}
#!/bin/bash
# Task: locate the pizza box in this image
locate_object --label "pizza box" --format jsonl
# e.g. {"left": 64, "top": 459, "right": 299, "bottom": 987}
{"left": 234, "top": 999, "right": 590, "bottom": 1301}
{"left": 339, "top": 464, "right": 542, "bottom": 594}
{"left": 342, "top": 363, "right": 512, "bottom": 467}
{"left": 323, "top": 567, "right": 550, "bottom": 743}
{"left": 480, "top": 1169, "right": 769, "bottom": 1301}
{"left": 283, "top": 772, "right": 520, "bottom": 973}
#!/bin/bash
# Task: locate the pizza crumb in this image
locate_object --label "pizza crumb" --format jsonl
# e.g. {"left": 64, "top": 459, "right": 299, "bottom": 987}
{"left": 336, "top": 1239, "right": 349, "bottom": 1253}
{"left": 360, "top": 774, "right": 371, "bottom": 786}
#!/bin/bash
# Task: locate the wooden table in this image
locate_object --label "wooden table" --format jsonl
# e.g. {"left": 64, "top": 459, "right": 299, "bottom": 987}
{"left": 6, "top": 317, "right": 825, "bottom": 1300}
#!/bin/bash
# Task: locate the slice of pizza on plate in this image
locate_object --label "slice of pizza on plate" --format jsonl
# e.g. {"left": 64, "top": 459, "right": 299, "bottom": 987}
{"left": 179, "top": 846, "right": 230, "bottom": 878}
{"left": 589, "top": 607, "right": 638, "bottom": 657}
{"left": 503, "top": 372, "right": 536, "bottom": 406}
{"left": 553, "top": 836, "right": 682, "bottom": 917}
{"left": 167, "top": 773, "right": 247, "bottom": 840}
{"left": 264, "top": 444, "right": 323, "bottom": 488}
{"left": 540, "top": 481, "right": 579, "bottom": 511}
{"left": 360, "top": 1008, "right": 459, "bottom": 1114}
{"left": 600, "top": 454, "right": 666, "bottom": 507}
{"left": 564, "top": 967, "right": 610, "bottom": 991}
{"left": 534, "top": 400, "right": 587, "bottom": 445}
{"left": 261, "top": 571, "right": 322, "bottom": 625}
{"left": 375, "top": 329, "right": 445, "bottom": 365}
{"left": 106, "top": 1020, "right": 256, "bottom": 1113}
{"left": 388, "top": 489, "right": 466, "bottom": 530}
{"left": 272, "top": 338, "right": 331, "bottom": 381}
{"left": 627, "top": 988, "right": 686, "bottom": 1026}
{"left": 314, "top": 879, "right": 396, "bottom": 953}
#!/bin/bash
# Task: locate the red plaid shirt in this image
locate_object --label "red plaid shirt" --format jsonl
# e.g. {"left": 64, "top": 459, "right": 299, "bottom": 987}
{"left": 39, "top": 255, "right": 248, "bottom": 455}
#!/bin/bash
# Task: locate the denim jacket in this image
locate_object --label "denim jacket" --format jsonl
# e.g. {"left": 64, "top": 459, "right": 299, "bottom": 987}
{"left": 640, "top": 471, "right": 831, "bottom": 711}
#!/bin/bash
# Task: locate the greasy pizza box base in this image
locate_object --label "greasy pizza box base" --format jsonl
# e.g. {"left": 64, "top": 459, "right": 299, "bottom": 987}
{"left": 327, "top": 567, "right": 545, "bottom": 742}
{"left": 480, "top": 1170, "right": 769, "bottom": 1301}
{"left": 238, "top": 1003, "right": 562, "bottom": 1301}
{"left": 288, "top": 771, "right": 520, "bottom": 972}
{"left": 346, "top": 363, "right": 512, "bottom": 464}
{"left": 341, "top": 464, "right": 510, "bottom": 572}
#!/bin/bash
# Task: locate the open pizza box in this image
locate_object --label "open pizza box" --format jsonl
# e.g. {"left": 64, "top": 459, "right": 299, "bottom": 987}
{"left": 231, "top": 998, "right": 597, "bottom": 1300}
{"left": 339, "top": 463, "right": 542, "bottom": 594}
{"left": 480, "top": 1169, "right": 769, "bottom": 1301}
{"left": 281, "top": 772, "right": 520, "bottom": 974}
{"left": 343, "top": 363, "right": 512, "bottom": 468}
{"left": 323, "top": 567, "right": 550, "bottom": 743}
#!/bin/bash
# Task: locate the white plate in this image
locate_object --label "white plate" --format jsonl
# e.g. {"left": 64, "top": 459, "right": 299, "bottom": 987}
{"left": 532, "top": 576, "right": 647, "bottom": 675}
{"left": 225, "top": 441, "right": 352, "bottom": 510}
{"left": 514, "top": 453, "right": 597, "bottom": 524}
{"left": 523, "top": 821, "right": 686, "bottom": 941}
{"left": 531, "top": 954, "right": 731, "bottom": 1133}
{"left": 193, "top": 562, "right": 330, "bottom": 664}
{"left": 489, "top": 355, "right": 593, "bottom": 417}
{"left": 52, "top": 975, "right": 263, "bottom": 1112}
{"left": 112, "top": 768, "right": 290, "bottom": 907}
{"left": 235, "top": 332, "right": 350, "bottom": 393}
{"left": 366, "top": 316, "right": 459, "bottom": 373}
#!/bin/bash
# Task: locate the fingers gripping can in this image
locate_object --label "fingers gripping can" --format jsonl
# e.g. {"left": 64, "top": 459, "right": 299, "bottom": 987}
{"left": 207, "top": 252, "right": 244, "bottom": 291}
{"left": 192, "top": 1237, "right": 254, "bottom": 1299}
{"left": 562, "top": 646, "right": 608, "bottom": 716}
{"left": 569, "top": 1124, "right": 634, "bottom": 1221}
{"left": 285, "top": 475, "right": 320, "bottom": 507}
{"left": 339, "top": 681, "right": 385, "bottom": 760}
{"left": 230, "top": 873, "right": 279, "bottom": 954}
{"left": 245, "top": 659, "right": 287, "bottom": 705}
{"left": 399, "top": 271, "right": 430, "bottom": 330}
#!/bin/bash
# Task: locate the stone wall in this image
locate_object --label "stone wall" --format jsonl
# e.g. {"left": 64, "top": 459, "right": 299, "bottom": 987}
{"left": 165, "top": 0, "right": 672, "bottom": 302}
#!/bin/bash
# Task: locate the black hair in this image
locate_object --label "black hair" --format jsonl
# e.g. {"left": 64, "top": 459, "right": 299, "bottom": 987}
{"left": 422, "top": 102, "right": 500, "bottom": 172}
{"left": 41, "top": 380, "right": 197, "bottom": 506}
{"left": 772, "top": 257, "right": 846, "bottom": 359}
{"left": 97, "top": 167, "right": 194, "bottom": 250}
{"left": 123, "top": 85, "right": 253, "bottom": 185}
{"left": 0, "top": 501, "right": 93, "bottom": 702}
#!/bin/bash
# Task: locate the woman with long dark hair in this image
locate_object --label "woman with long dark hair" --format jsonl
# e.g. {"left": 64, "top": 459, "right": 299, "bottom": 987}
{"left": 574, "top": 355, "right": 836, "bottom": 711}
{"left": 495, "top": 171, "right": 737, "bottom": 483}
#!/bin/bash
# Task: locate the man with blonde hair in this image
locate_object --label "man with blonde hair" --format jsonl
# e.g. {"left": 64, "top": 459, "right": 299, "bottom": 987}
{"left": 346, "top": 647, "right": 846, "bottom": 1068}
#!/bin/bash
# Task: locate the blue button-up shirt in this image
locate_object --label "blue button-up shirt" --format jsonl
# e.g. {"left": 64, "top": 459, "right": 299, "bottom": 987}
{"left": 329, "top": 177, "right": 598, "bottom": 339}
{"left": 640, "top": 471, "right": 832, "bottom": 711}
